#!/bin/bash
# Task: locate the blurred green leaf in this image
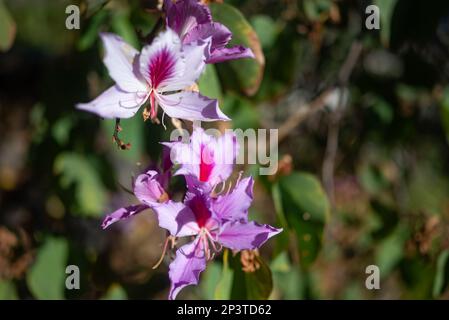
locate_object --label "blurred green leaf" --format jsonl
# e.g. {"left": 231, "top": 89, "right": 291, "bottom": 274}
{"left": 82, "top": 0, "right": 110, "bottom": 17}
{"left": 375, "top": 0, "right": 398, "bottom": 46}
{"left": 210, "top": 3, "right": 264, "bottom": 96}
{"left": 78, "top": 9, "right": 108, "bottom": 51}
{"left": 440, "top": 87, "right": 449, "bottom": 145}
{"left": 433, "top": 249, "right": 449, "bottom": 298}
{"left": 198, "top": 64, "right": 222, "bottom": 101}
{"left": 0, "top": 280, "right": 18, "bottom": 300}
{"left": 250, "top": 15, "right": 278, "bottom": 49}
{"left": 215, "top": 249, "right": 233, "bottom": 299}
{"left": 223, "top": 94, "right": 259, "bottom": 130}
{"left": 54, "top": 152, "right": 107, "bottom": 217}
{"left": 101, "top": 284, "right": 127, "bottom": 300}
{"left": 52, "top": 117, "right": 74, "bottom": 146}
{"left": 376, "top": 225, "right": 409, "bottom": 277}
{"left": 303, "top": 0, "right": 332, "bottom": 21}
{"left": 0, "top": 0, "right": 16, "bottom": 51}
{"left": 27, "top": 237, "right": 68, "bottom": 300}
{"left": 230, "top": 253, "right": 273, "bottom": 300}
{"left": 111, "top": 9, "right": 139, "bottom": 47}
{"left": 278, "top": 172, "right": 329, "bottom": 268}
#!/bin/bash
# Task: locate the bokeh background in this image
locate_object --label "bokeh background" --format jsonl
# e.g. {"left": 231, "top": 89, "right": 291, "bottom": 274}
{"left": 2, "top": 0, "right": 449, "bottom": 300}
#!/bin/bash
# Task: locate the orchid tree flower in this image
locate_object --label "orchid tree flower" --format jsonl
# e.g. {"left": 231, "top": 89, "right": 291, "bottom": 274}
{"left": 101, "top": 169, "right": 169, "bottom": 229}
{"left": 151, "top": 177, "right": 281, "bottom": 300}
{"left": 164, "top": 0, "right": 255, "bottom": 64}
{"left": 166, "top": 127, "right": 239, "bottom": 191}
{"left": 77, "top": 29, "right": 230, "bottom": 122}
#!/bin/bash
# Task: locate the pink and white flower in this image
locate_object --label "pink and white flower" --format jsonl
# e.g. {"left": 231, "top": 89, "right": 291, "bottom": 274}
{"left": 77, "top": 29, "right": 229, "bottom": 122}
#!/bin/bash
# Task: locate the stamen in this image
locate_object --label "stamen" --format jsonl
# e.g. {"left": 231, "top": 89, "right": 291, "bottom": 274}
{"left": 161, "top": 111, "right": 167, "bottom": 130}
{"left": 235, "top": 171, "right": 244, "bottom": 186}
{"left": 204, "top": 229, "right": 222, "bottom": 254}
{"left": 152, "top": 236, "right": 174, "bottom": 269}
{"left": 226, "top": 181, "right": 233, "bottom": 195}
{"left": 215, "top": 181, "right": 226, "bottom": 195}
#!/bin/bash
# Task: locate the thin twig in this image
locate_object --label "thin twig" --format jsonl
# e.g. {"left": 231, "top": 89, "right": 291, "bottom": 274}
{"left": 322, "top": 41, "right": 363, "bottom": 207}
{"left": 112, "top": 119, "right": 131, "bottom": 150}
{"left": 277, "top": 89, "right": 333, "bottom": 143}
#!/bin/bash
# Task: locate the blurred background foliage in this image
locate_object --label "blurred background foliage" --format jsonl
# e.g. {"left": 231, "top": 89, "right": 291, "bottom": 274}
{"left": 1, "top": 0, "right": 449, "bottom": 300}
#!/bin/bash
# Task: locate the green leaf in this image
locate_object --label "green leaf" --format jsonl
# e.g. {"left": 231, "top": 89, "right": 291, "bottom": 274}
{"left": 0, "top": 280, "right": 18, "bottom": 300}
{"left": 0, "top": 0, "right": 16, "bottom": 52}
{"left": 82, "top": 0, "right": 110, "bottom": 17}
{"left": 375, "top": 225, "right": 409, "bottom": 277}
{"left": 52, "top": 117, "right": 74, "bottom": 146}
{"left": 101, "top": 284, "right": 127, "bottom": 300}
{"left": 440, "top": 87, "right": 449, "bottom": 145}
{"left": 77, "top": 9, "right": 108, "bottom": 51}
{"left": 222, "top": 94, "right": 259, "bottom": 130}
{"left": 433, "top": 249, "right": 449, "bottom": 298}
{"left": 303, "top": 0, "right": 332, "bottom": 21}
{"left": 210, "top": 3, "right": 264, "bottom": 96}
{"left": 277, "top": 172, "right": 330, "bottom": 268}
{"left": 214, "top": 249, "right": 233, "bottom": 299}
{"left": 230, "top": 253, "right": 273, "bottom": 300}
{"left": 198, "top": 64, "right": 222, "bottom": 101}
{"left": 54, "top": 153, "right": 107, "bottom": 217}
{"left": 375, "top": 0, "right": 398, "bottom": 46}
{"left": 250, "top": 15, "right": 278, "bottom": 49}
{"left": 27, "top": 237, "right": 68, "bottom": 300}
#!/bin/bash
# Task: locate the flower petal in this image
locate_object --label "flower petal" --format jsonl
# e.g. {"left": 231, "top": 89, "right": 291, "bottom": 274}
{"left": 101, "top": 204, "right": 148, "bottom": 229}
{"left": 100, "top": 33, "right": 146, "bottom": 92}
{"left": 184, "top": 22, "right": 232, "bottom": 50}
{"left": 168, "top": 237, "right": 207, "bottom": 300}
{"left": 157, "top": 91, "right": 229, "bottom": 122}
{"left": 133, "top": 170, "right": 166, "bottom": 206}
{"left": 152, "top": 200, "right": 199, "bottom": 237}
{"left": 76, "top": 85, "right": 147, "bottom": 119}
{"left": 208, "top": 46, "right": 255, "bottom": 64}
{"left": 206, "top": 130, "right": 238, "bottom": 186}
{"left": 159, "top": 39, "right": 210, "bottom": 92}
{"left": 139, "top": 29, "right": 185, "bottom": 89}
{"left": 165, "top": 0, "right": 212, "bottom": 39}
{"left": 212, "top": 176, "right": 253, "bottom": 222}
{"left": 216, "top": 221, "right": 282, "bottom": 251}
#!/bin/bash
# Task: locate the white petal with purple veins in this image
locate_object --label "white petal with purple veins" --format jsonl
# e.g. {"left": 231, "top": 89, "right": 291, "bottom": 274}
{"left": 157, "top": 91, "right": 229, "bottom": 122}
{"left": 100, "top": 33, "right": 146, "bottom": 93}
{"left": 76, "top": 85, "right": 147, "bottom": 119}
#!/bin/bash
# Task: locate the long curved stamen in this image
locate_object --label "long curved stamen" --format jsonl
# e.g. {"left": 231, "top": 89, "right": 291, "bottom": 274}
{"left": 226, "top": 181, "right": 233, "bottom": 195}
{"left": 152, "top": 235, "right": 174, "bottom": 269}
{"left": 214, "top": 180, "right": 226, "bottom": 196}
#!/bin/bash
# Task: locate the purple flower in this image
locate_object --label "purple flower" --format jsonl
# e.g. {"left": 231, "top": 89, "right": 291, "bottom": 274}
{"left": 77, "top": 29, "right": 230, "bottom": 122}
{"left": 152, "top": 178, "right": 282, "bottom": 300}
{"left": 101, "top": 169, "right": 169, "bottom": 229}
{"left": 164, "top": 0, "right": 255, "bottom": 64}
{"left": 166, "top": 127, "right": 238, "bottom": 191}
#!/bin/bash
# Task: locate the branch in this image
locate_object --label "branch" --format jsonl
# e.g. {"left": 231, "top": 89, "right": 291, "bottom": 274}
{"left": 322, "top": 41, "right": 363, "bottom": 207}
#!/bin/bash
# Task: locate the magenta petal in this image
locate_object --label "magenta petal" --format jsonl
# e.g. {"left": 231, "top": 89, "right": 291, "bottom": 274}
{"left": 207, "top": 46, "right": 255, "bottom": 64}
{"left": 151, "top": 200, "right": 200, "bottom": 237}
{"left": 133, "top": 170, "right": 166, "bottom": 206}
{"left": 212, "top": 176, "right": 254, "bottom": 222}
{"left": 184, "top": 22, "right": 232, "bottom": 49}
{"left": 76, "top": 85, "right": 147, "bottom": 119}
{"left": 168, "top": 237, "right": 207, "bottom": 300}
{"left": 157, "top": 91, "right": 230, "bottom": 122}
{"left": 139, "top": 29, "right": 185, "bottom": 89}
{"left": 101, "top": 204, "right": 148, "bottom": 229}
{"left": 165, "top": 0, "right": 212, "bottom": 39}
{"left": 216, "top": 221, "right": 282, "bottom": 251}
